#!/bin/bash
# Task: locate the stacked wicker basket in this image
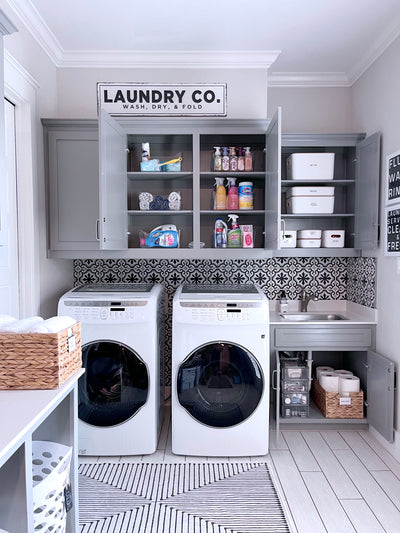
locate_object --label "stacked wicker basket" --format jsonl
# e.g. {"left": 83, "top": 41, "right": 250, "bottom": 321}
{"left": 0, "top": 322, "right": 82, "bottom": 390}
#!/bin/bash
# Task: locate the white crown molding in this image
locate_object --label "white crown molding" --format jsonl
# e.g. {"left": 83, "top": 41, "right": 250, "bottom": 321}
{"left": 5, "top": 0, "right": 63, "bottom": 64}
{"left": 57, "top": 50, "right": 281, "bottom": 69}
{"left": 268, "top": 72, "right": 351, "bottom": 88}
{"left": 347, "top": 15, "right": 400, "bottom": 85}
{"left": 4, "top": 49, "right": 40, "bottom": 90}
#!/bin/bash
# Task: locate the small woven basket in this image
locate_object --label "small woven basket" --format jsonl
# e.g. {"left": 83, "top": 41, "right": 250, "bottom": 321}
{"left": 0, "top": 322, "right": 82, "bottom": 390}
{"left": 312, "top": 379, "right": 364, "bottom": 419}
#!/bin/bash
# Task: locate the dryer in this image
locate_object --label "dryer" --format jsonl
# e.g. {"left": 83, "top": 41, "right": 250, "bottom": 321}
{"left": 58, "top": 283, "right": 164, "bottom": 456}
{"left": 172, "top": 284, "right": 269, "bottom": 457}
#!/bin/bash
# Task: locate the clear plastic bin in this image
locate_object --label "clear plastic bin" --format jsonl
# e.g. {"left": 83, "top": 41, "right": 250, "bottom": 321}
{"left": 281, "top": 379, "right": 309, "bottom": 392}
{"left": 282, "top": 392, "right": 309, "bottom": 406}
{"left": 281, "top": 405, "right": 310, "bottom": 418}
{"left": 32, "top": 441, "right": 73, "bottom": 533}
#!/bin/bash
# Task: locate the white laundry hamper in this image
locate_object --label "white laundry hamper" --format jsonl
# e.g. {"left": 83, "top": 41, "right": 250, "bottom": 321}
{"left": 32, "top": 441, "right": 73, "bottom": 532}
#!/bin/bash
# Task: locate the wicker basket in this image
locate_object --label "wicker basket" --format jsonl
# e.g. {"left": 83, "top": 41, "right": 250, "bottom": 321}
{"left": 312, "top": 379, "right": 364, "bottom": 419}
{"left": 0, "top": 322, "right": 82, "bottom": 390}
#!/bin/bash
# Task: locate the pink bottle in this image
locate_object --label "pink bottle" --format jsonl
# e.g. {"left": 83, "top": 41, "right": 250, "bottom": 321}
{"left": 227, "top": 177, "right": 239, "bottom": 210}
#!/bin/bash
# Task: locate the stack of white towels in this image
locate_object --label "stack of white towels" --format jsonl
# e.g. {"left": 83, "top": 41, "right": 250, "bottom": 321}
{"left": 0, "top": 314, "right": 77, "bottom": 334}
{"left": 316, "top": 366, "right": 360, "bottom": 396}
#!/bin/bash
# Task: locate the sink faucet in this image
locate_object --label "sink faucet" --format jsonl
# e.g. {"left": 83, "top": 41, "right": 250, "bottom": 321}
{"left": 300, "top": 289, "right": 318, "bottom": 312}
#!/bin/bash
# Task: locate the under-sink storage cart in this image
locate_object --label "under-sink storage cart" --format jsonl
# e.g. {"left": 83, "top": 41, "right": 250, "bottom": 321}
{"left": 270, "top": 324, "right": 396, "bottom": 442}
{"left": 279, "top": 352, "right": 311, "bottom": 418}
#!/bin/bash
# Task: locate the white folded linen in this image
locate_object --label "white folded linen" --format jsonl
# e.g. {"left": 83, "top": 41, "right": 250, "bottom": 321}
{"left": 1, "top": 316, "right": 44, "bottom": 333}
{"left": 0, "top": 315, "right": 18, "bottom": 329}
{"left": 40, "top": 316, "right": 76, "bottom": 333}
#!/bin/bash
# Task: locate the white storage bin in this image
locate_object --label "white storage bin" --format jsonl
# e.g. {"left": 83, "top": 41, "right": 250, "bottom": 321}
{"left": 286, "top": 186, "right": 335, "bottom": 214}
{"left": 322, "top": 229, "right": 345, "bottom": 248}
{"left": 32, "top": 441, "right": 73, "bottom": 533}
{"left": 298, "top": 229, "right": 321, "bottom": 239}
{"left": 280, "top": 230, "right": 297, "bottom": 248}
{"left": 287, "top": 153, "right": 335, "bottom": 180}
{"left": 297, "top": 238, "right": 321, "bottom": 248}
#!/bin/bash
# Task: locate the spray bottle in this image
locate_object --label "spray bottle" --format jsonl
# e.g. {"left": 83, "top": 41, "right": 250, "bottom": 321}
{"left": 227, "top": 214, "right": 242, "bottom": 248}
{"left": 214, "top": 177, "right": 226, "bottom": 210}
{"left": 214, "top": 218, "right": 227, "bottom": 248}
{"left": 227, "top": 177, "right": 239, "bottom": 210}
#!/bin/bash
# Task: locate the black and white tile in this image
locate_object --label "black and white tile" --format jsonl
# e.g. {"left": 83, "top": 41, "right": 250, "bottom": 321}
{"left": 73, "top": 257, "right": 376, "bottom": 385}
{"left": 79, "top": 462, "right": 290, "bottom": 533}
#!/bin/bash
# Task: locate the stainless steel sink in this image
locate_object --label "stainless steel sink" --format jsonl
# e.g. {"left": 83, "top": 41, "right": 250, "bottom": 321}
{"left": 279, "top": 313, "right": 348, "bottom": 321}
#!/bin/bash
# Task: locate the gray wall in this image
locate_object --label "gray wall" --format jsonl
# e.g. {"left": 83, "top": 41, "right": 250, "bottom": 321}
{"left": 351, "top": 34, "right": 400, "bottom": 446}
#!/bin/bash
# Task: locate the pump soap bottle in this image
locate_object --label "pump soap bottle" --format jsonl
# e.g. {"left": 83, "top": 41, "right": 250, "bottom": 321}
{"left": 222, "top": 147, "right": 230, "bottom": 172}
{"left": 237, "top": 147, "right": 245, "bottom": 171}
{"left": 213, "top": 146, "right": 222, "bottom": 171}
{"left": 244, "top": 147, "right": 253, "bottom": 171}
{"left": 229, "top": 147, "right": 238, "bottom": 171}
{"left": 227, "top": 214, "right": 242, "bottom": 248}
{"left": 215, "top": 177, "right": 227, "bottom": 210}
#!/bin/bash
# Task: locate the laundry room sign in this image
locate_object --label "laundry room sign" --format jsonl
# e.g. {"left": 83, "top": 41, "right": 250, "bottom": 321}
{"left": 97, "top": 83, "right": 227, "bottom": 116}
{"left": 386, "top": 149, "right": 400, "bottom": 205}
{"left": 385, "top": 205, "right": 400, "bottom": 256}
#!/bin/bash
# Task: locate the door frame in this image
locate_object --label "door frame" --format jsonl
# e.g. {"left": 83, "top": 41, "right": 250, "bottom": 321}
{"left": 4, "top": 51, "right": 39, "bottom": 316}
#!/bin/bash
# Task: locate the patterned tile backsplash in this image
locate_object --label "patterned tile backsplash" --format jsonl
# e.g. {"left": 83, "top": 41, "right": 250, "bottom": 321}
{"left": 73, "top": 257, "right": 376, "bottom": 385}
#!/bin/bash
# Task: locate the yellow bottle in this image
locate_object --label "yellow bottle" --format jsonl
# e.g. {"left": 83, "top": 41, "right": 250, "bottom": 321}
{"left": 215, "top": 177, "right": 226, "bottom": 210}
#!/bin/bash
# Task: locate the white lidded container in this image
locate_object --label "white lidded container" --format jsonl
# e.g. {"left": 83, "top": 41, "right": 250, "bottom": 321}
{"left": 287, "top": 153, "right": 335, "bottom": 180}
{"left": 286, "top": 186, "right": 335, "bottom": 214}
{"left": 297, "top": 229, "right": 321, "bottom": 248}
{"left": 322, "top": 229, "right": 345, "bottom": 248}
{"left": 280, "top": 230, "right": 297, "bottom": 248}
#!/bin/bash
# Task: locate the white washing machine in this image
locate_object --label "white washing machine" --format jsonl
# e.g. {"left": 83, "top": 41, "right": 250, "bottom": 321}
{"left": 172, "top": 283, "right": 269, "bottom": 457}
{"left": 58, "top": 283, "right": 164, "bottom": 456}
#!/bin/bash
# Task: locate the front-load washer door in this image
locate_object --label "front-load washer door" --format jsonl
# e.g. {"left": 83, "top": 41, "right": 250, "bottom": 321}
{"left": 79, "top": 340, "right": 149, "bottom": 427}
{"left": 177, "top": 341, "right": 263, "bottom": 428}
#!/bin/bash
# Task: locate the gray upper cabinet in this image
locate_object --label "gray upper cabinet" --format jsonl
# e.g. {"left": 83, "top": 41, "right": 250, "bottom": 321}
{"left": 43, "top": 110, "right": 379, "bottom": 258}
{"left": 42, "top": 120, "right": 100, "bottom": 252}
{"left": 279, "top": 131, "right": 380, "bottom": 256}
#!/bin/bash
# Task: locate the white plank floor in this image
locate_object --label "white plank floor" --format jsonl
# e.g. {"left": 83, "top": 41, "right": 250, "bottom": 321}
{"left": 79, "top": 406, "right": 400, "bottom": 533}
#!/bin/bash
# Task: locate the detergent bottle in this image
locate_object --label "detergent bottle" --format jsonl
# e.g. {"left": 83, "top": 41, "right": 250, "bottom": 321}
{"left": 227, "top": 214, "right": 241, "bottom": 248}
{"left": 214, "top": 218, "right": 227, "bottom": 248}
{"left": 227, "top": 177, "right": 239, "bottom": 210}
{"left": 215, "top": 177, "right": 226, "bottom": 210}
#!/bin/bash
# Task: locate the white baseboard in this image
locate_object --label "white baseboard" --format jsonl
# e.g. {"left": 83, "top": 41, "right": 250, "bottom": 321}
{"left": 369, "top": 426, "right": 400, "bottom": 462}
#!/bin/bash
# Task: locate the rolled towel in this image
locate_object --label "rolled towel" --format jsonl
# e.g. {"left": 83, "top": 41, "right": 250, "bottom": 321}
{"left": 168, "top": 191, "right": 181, "bottom": 210}
{"left": 2, "top": 316, "right": 44, "bottom": 333}
{"left": 41, "top": 316, "right": 76, "bottom": 333}
{"left": 139, "top": 192, "right": 153, "bottom": 210}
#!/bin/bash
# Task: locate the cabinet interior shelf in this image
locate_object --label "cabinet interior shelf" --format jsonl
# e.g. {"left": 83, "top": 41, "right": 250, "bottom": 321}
{"left": 128, "top": 172, "right": 192, "bottom": 180}
{"left": 201, "top": 172, "right": 265, "bottom": 178}
{"left": 281, "top": 180, "right": 355, "bottom": 186}
{"left": 282, "top": 213, "right": 355, "bottom": 218}
{"left": 280, "top": 400, "right": 367, "bottom": 425}
{"left": 200, "top": 210, "right": 266, "bottom": 215}
{"left": 128, "top": 210, "right": 192, "bottom": 215}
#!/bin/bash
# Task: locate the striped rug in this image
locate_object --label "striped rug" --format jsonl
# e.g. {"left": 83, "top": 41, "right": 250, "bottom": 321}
{"left": 79, "top": 462, "right": 290, "bottom": 532}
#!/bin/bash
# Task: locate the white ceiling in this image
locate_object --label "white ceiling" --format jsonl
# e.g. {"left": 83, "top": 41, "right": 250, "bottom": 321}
{"left": 8, "top": 0, "right": 400, "bottom": 86}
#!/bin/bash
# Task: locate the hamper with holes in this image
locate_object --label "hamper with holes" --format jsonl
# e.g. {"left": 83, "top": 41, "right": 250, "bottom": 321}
{"left": 32, "top": 441, "right": 73, "bottom": 533}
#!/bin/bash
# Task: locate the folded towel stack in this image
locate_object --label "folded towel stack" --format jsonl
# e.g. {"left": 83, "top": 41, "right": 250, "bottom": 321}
{"left": 139, "top": 192, "right": 153, "bottom": 210}
{"left": 0, "top": 315, "right": 76, "bottom": 333}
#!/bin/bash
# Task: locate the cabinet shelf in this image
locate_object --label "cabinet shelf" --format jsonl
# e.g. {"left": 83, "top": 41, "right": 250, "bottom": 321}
{"left": 128, "top": 171, "right": 192, "bottom": 180}
{"left": 200, "top": 172, "right": 265, "bottom": 179}
{"left": 281, "top": 180, "right": 355, "bottom": 186}
{"left": 200, "top": 210, "right": 266, "bottom": 215}
{"left": 128, "top": 210, "right": 192, "bottom": 215}
{"left": 280, "top": 400, "right": 367, "bottom": 425}
{"left": 282, "top": 213, "right": 355, "bottom": 218}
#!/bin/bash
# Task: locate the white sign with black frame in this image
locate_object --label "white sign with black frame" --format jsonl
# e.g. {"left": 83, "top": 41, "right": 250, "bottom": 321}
{"left": 386, "top": 149, "right": 400, "bottom": 205}
{"left": 97, "top": 82, "right": 227, "bottom": 117}
{"left": 384, "top": 205, "right": 400, "bottom": 256}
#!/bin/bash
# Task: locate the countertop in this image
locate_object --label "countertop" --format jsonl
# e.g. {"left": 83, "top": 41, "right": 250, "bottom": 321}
{"left": 269, "top": 300, "right": 377, "bottom": 325}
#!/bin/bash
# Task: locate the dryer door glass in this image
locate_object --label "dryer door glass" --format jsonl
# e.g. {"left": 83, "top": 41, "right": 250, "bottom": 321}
{"left": 79, "top": 341, "right": 149, "bottom": 427}
{"left": 177, "top": 342, "right": 263, "bottom": 428}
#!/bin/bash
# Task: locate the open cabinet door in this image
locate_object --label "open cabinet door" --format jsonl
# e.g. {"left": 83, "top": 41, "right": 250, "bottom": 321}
{"left": 265, "top": 107, "right": 281, "bottom": 250}
{"left": 367, "top": 350, "right": 395, "bottom": 442}
{"left": 99, "top": 109, "right": 128, "bottom": 250}
{"left": 354, "top": 132, "right": 380, "bottom": 251}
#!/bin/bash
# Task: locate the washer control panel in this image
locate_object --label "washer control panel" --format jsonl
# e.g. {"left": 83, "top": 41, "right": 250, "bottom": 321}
{"left": 178, "top": 301, "right": 267, "bottom": 324}
{"left": 62, "top": 300, "right": 147, "bottom": 323}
